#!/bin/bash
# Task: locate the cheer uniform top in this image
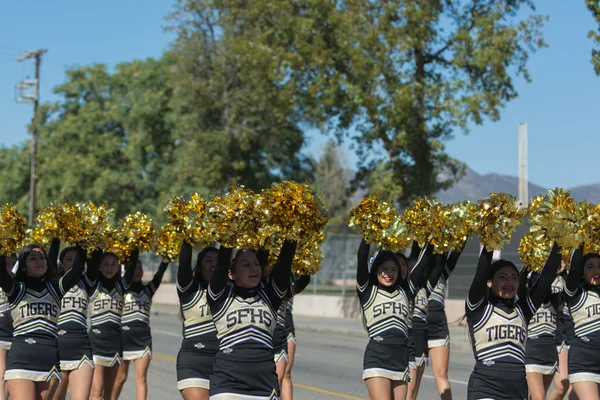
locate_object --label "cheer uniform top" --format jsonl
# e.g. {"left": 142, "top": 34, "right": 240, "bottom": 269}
{"left": 357, "top": 240, "right": 434, "bottom": 382}
{"left": 0, "top": 251, "right": 85, "bottom": 382}
{"left": 175, "top": 242, "right": 219, "bottom": 391}
{"left": 284, "top": 299, "right": 295, "bottom": 342}
{"left": 465, "top": 246, "right": 560, "bottom": 400}
{"left": 427, "top": 260, "right": 456, "bottom": 348}
{"left": 564, "top": 248, "right": 600, "bottom": 384}
{"left": 121, "top": 261, "right": 168, "bottom": 361}
{"left": 553, "top": 274, "right": 574, "bottom": 352}
{"left": 524, "top": 293, "right": 561, "bottom": 375}
{"left": 88, "top": 251, "right": 138, "bottom": 367}
{"left": 0, "top": 288, "right": 13, "bottom": 350}
{"left": 208, "top": 242, "right": 296, "bottom": 400}
{"left": 272, "top": 275, "right": 310, "bottom": 364}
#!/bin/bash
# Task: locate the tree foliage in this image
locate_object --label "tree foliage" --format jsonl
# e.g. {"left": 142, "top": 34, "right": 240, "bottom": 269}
{"left": 193, "top": 0, "right": 546, "bottom": 205}
{"left": 587, "top": 0, "right": 600, "bottom": 74}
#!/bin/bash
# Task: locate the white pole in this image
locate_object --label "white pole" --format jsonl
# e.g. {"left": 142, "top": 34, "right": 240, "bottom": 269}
{"left": 518, "top": 123, "right": 528, "bottom": 206}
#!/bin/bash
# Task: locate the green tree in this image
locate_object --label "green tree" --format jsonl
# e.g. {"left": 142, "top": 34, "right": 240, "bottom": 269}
{"left": 185, "top": 0, "right": 546, "bottom": 206}
{"left": 587, "top": 0, "right": 600, "bottom": 74}
{"left": 313, "top": 140, "right": 353, "bottom": 233}
{"left": 0, "top": 145, "right": 30, "bottom": 216}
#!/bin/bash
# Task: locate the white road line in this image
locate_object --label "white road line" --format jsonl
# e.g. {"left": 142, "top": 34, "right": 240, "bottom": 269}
{"left": 152, "top": 329, "right": 181, "bottom": 338}
{"left": 422, "top": 374, "right": 469, "bottom": 386}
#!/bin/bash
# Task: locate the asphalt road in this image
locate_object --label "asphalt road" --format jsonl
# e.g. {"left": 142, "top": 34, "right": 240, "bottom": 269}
{"left": 106, "top": 312, "right": 475, "bottom": 400}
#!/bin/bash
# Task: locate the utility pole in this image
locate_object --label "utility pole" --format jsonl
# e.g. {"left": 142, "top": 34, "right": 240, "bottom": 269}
{"left": 16, "top": 49, "right": 47, "bottom": 225}
{"left": 518, "top": 123, "right": 528, "bottom": 207}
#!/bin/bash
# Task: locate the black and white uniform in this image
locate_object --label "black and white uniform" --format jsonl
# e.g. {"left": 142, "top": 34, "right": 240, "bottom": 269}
{"left": 564, "top": 248, "right": 600, "bottom": 384}
{"left": 122, "top": 262, "right": 168, "bottom": 361}
{"left": 524, "top": 293, "right": 561, "bottom": 375}
{"left": 284, "top": 299, "right": 295, "bottom": 343}
{"left": 427, "top": 261, "right": 455, "bottom": 349}
{"left": 465, "top": 246, "right": 560, "bottom": 400}
{"left": 553, "top": 275, "right": 574, "bottom": 353}
{"left": 0, "top": 251, "right": 85, "bottom": 382}
{"left": 176, "top": 242, "right": 218, "bottom": 391}
{"left": 58, "top": 278, "right": 95, "bottom": 371}
{"left": 272, "top": 275, "right": 310, "bottom": 364}
{"left": 357, "top": 240, "right": 434, "bottom": 382}
{"left": 208, "top": 242, "right": 296, "bottom": 399}
{"left": 88, "top": 252, "right": 137, "bottom": 367}
{"left": 410, "top": 255, "right": 449, "bottom": 367}
{"left": 0, "top": 288, "right": 13, "bottom": 350}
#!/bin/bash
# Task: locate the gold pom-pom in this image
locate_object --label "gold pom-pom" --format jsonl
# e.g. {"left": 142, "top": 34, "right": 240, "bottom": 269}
{"left": 155, "top": 224, "right": 181, "bottom": 262}
{"left": 165, "top": 196, "right": 189, "bottom": 231}
{"left": 380, "top": 217, "right": 413, "bottom": 252}
{"left": 579, "top": 200, "right": 600, "bottom": 249}
{"left": 258, "top": 181, "right": 329, "bottom": 248}
{"left": 476, "top": 193, "right": 526, "bottom": 251}
{"left": 165, "top": 194, "right": 212, "bottom": 247}
{"left": 292, "top": 233, "right": 325, "bottom": 276}
{"left": 27, "top": 204, "right": 61, "bottom": 248}
{"left": 57, "top": 202, "right": 114, "bottom": 252}
{"left": 518, "top": 232, "right": 552, "bottom": 272}
{"left": 527, "top": 188, "right": 583, "bottom": 251}
{"left": 205, "top": 186, "right": 259, "bottom": 248}
{"left": 108, "top": 212, "right": 156, "bottom": 261}
{"left": 348, "top": 196, "right": 399, "bottom": 245}
{"left": 0, "top": 204, "right": 27, "bottom": 256}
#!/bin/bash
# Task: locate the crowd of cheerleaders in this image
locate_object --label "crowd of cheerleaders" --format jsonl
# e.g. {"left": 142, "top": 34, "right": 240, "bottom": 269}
{"left": 0, "top": 237, "right": 310, "bottom": 400}
{"left": 0, "top": 233, "right": 599, "bottom": 400}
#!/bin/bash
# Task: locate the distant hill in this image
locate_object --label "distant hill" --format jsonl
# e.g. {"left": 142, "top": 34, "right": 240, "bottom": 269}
{"left": 436, "top": 165, "right": 600, "bottom": 203}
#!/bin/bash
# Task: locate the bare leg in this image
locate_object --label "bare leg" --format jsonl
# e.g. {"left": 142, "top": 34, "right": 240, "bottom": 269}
{"left": 406, "top": 364, "right": 425, "bottom": 400}
{"left": 0, "top": 349, "right": 8, "bottom": 400}
{"left": 275, "top": 357, "right": 287, "bottom": 391}
{"left": 54, "top": 370, "right": 70, "bottom": 400}
{"left": 68, "top": 364, "right": 94, "bottom": 400}
{"left": 365, "top": 377, "right": 393, "bottom": 400}
{"left": 429, "top": 345, "right": 452, "bottom": 400}
{"left": 392, "top": 381, "right": 408, "bottom": 400}
{"left": 91, "top": 364, "right": 106, "bottom": 400}
{"left": 102, "top": 364, "right": 120, "bottom": 400}
{"left": 7, "top": 380, "right": 37, "bottom": 400}
{"left": 282, "top": 339, "right": 296, "bottom": 400}
{"left": 37, "top": 380, "right": 59, "bottom": 400}
{"left": 133, "top": 356, "right": 151, "bottom": 400}
{"left": 111, "top": 360, "right": 130, "bottom": 400}
{"left": 526, "top": 371, "right": 548, "bottom": 400}
{"left": 571, "top": 382, "right": 600, "bottom": 400}
{"left": 181, "top": 388, "right": 209, "bottom": 400}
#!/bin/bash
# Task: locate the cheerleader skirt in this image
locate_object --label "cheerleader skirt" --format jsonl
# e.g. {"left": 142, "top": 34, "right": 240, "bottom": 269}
{"left": 210, "top": 349, "right": 279, "bottom": 399}
{"left": 525, "top": 336, "right": 558, "bottom": 375}
{"left": 272, "top": 326, "right": 289, "bottom": 364}
{"left": 411, "top": 327, "right": 429, "bottom": 366}
{"left": 467, "top": 361, "right": 527, "bottom": 400}
{"left": 569, "top": 337, "right": 600, "bottom": 384}
{"left": 58, "top": 329, "right": 94, "bottom": 371}
{"left": 427, "top": 308, "right": 450, "bottom": 348}
{"left": 0, "top": 317, "right": 13, "bottom": 350}
{"left": 122, "top": 324, "right": 152, "bottom": 361}
{"left": 407, "top": 333, "right": 416, "bottom": 370}
{"left": 89, "top": 325, "right": 122, "bottom": 367}
{"left": 362, "top": 339, "right": 410, "bottom": 382}
{"left": 5, "top": 335, "right": 61, "bottom": 382}
{"left": 176, "top": 337, "right": 217, "bottom": 391}
{"left": 284, "top": 309, "right": 295, "bottom": 344}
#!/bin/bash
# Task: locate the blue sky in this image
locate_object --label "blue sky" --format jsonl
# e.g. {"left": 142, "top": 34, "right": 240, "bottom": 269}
{"left": 0, "top": 1, "right": 598, "bottom": 190}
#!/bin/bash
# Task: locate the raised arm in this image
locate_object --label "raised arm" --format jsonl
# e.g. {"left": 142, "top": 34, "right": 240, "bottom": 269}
{"left": 84, "top": 248, "right": 102, "bottom": 284}
{"left": 177, "top": 240, "right": 194, "bottom": 292}
{"left": 524, "top": 243, "right": 561, "bottom": 316}
{"left": 467, "top": 246, "right": 494, "bottom": 312}
{"left": 290, "top": 274, "right": 311, "bottom": 296}
{"left": 0, "top": 255, "right": 14, "bottom": 295}
{"left": 122, "top": 249, "right": 139, "bottom": 289}
{"left": 47, "top": 238, "right": 60, "bottom": 273}
{"left": 270, "top": 240, "right": 297, "bottom": 295}
{"left": 356, "top": 239, "right": 370, "bottom": 292}
{"left": 406, "top": 243, "right": 434, "bottom": 296}
{"left": 149, "top": 261, "right": 169, "bottom": 294}
{"left": 208, "top": 245, "right": 233, "bottom": 303}
{"left": 58, "top": 247, "right": 86, "bottom": 295}
{"left": 426, "top": 255, "right": 447, "bottom": 295}
{"left": 517, "top": 267, "right": 528, "bottom": 302}
{"left": 565, "top": 246, "right": 583, "bottom": 298}
{"left": 257, "top": 248, "right": 270, "bottom": 269}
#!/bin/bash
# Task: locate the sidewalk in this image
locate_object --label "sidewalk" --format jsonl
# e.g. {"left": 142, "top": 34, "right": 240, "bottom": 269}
{"left": 152, "top": 304, "right": 471, "bottom": 350}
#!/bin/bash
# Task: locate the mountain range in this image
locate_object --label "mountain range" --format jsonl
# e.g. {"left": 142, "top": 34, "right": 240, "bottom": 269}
{"left": 436, "top": 165, "right": 600, "bottom": 203}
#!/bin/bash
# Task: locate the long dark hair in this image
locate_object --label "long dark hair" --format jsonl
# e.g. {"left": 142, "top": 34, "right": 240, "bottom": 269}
{"left": 194, "top": 246, "right": 219, "bottom": 283}
{"left": 488, "top": 259, "right": 519, "bottom": 280}
{"left": 15, "top": 244, "right": 55, "bottom": 281}
{"left": 58, "top": 246, "right": 77, "bottom": 276}
{"left": 581, "top": 253, "right": 600, "bottom": 282}
{"left": 229, "top": 249, "right": 260, "bottom": 274}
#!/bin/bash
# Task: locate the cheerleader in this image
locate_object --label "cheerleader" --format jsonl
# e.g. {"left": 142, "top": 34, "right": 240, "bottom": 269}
{"left": 52, "top": 242, "right": 99, "bottom": 400}
{"left": 563, "top": 248, "right": 600, "bottom": 398}
{"left": 89, "top": 250, "right": 138, "bottom": 400}
{"left": 176, "top": 242, "right": 218, "bottom": 400}
{"left": 0, "top": 254, "right": 15, "bottom": 400}
{"left": 0, "top": 244, "right": 86, "bottom": 400}
{"left": 112, "top": 258, "right": 169, "bottom": 400}
{"left": 426, "top": 246, "right": 460, "bottom": 400}
{"left": 407, "top": 249, "right": 463, "bottom": 400}
{"left": 465, "top": 244, "right": 560, "bottom": 400}
{"left": 549, "top": 267, "right": 577, "bottom": 400}
{"left": 357, "top": 238, "right": 434, "bottom": 399}
{"left": 273, "top": 275, "right": 310, "bottom": 397}
{"left": 521, "top": 269, "right": 562, "bottom": 400}
{"left": 208, "top": 240, "right": 297, "bottom": 399}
